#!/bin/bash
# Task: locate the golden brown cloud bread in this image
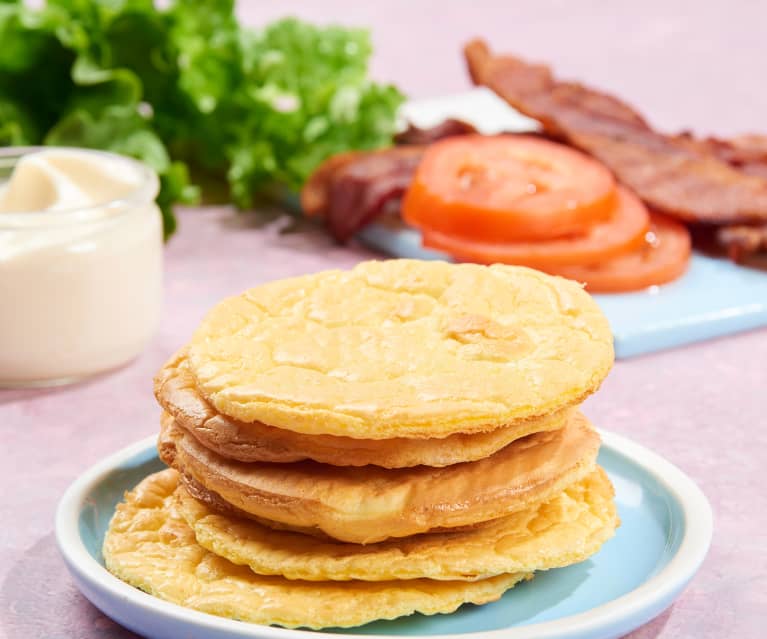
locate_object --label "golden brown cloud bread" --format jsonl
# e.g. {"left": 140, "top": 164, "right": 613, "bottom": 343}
{"left": 177, "top": 468, "right": 617, "bottom": 582}
{"left": 187, "top": 260, "right": 613, "bottom": 439}
{"left": 158, "top": 411, "right": 601, "bottom": 544}
{"left": 156, "top": 350, "right": 569, "bottom": 468}
{"left": 103, "top": 469, "right": 530, "bottom": 629}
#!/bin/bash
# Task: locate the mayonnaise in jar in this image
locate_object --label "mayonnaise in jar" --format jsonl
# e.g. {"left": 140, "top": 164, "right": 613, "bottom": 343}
{"left": 0, "top": 148, "right": 163, "bottom": 386}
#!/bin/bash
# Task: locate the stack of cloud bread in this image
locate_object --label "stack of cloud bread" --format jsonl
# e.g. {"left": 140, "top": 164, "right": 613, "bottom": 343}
{"left": 103, "top": 259, "right": 619, "bottom": 630}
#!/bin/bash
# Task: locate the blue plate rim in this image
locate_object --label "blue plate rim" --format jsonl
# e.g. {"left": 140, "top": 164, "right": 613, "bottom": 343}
{"left": 55, "top": 429, "right": 712, "bottom": 639}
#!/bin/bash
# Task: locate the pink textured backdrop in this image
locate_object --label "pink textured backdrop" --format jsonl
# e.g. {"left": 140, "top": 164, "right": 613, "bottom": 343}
{"left": 2, "top": 2, "right": 766, "bottom": 638}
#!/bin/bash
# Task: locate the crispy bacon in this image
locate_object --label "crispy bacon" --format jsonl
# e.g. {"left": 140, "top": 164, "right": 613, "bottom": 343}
{"left": 394, "top": 119, "right": 478, "bottom": 145}
{"left": 303, "top": 120, "right": 482, "bottom": 242}
{"left": 300, "top": 151, "right": 365, "bottom": 218}
{"left": 464, "top": 40, "right": 767, "bottom": 235}
{"left": 302, "top": 147, "right": 424, "bottom": 242}
{"left": 703, "top": 134, "right": 767, "bottom": 180}
{"left": 716, "top": 224, "right": 767, "bottom": 262}
{"left": 673, "top": 135, "right": 767, "bottom": 259}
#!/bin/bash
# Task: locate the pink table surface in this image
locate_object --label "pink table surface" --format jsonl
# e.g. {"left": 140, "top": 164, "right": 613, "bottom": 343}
{"left": 2, "top": 2, "right": 767, "bottom": 638}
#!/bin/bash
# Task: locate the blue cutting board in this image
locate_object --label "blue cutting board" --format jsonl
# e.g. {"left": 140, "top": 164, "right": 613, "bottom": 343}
{"left": 359, "top": 90, "right": 767, "bottom": 359}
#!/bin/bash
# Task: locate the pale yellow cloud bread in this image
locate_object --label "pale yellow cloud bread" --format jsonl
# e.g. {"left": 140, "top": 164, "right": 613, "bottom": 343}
{"left": 104, "top": 469, "right": 530, "bottom": 630}
{"left": 158, "top": 411, "right": 601, "bottom": 544}
{"left": 177, "top": 467, "right": 617, "bottom": 582}
{"left": 187, "top": 260, "right": 614, "bottom": 439}
{"left": 156, "top": 350, "right": 569, "bottom": 468}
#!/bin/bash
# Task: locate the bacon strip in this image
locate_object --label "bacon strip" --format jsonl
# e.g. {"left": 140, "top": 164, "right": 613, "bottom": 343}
{"left": 464, "top": 40, "right": 767, "bottom": 230}
{"left": 394, "top": 119, "right": 478, "bottom": 145}
{"left": 716, "top": 224, "right": 767, "bottom": 261}
{"left": 302, "top": 147, "right": 424, "bottom": 242}
{"left": 703, "top": 134, "right": 767, "bottom": 180}
{"left": 303, "top": 121, "right": 480, "bottom": 242}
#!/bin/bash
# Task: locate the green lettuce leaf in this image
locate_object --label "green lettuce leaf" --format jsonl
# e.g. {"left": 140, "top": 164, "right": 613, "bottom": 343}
{"left": 222, "top": 18, "right": 404, "bottom": 207}
{"left": 0, "top": 1, "right": 404, "bottom": 239}
{"left": 0, "top": 95, "right": 35, "bottom": 144}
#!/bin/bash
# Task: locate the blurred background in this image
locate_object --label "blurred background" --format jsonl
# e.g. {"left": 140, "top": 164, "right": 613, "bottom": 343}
{"left": 245, "top": 0, "right": 766, "bottom": 134}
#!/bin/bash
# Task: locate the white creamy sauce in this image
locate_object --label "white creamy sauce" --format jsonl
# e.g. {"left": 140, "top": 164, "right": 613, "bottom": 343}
{"left": 0, "top": 150, "right": 139, "bottom": 212}
{"left": 0, "top": 149, "right": 163, "bottom": 385}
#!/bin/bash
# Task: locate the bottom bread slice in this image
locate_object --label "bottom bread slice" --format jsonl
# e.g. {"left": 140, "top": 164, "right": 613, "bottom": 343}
{"left": 103, "top": 469, "right": 530, "bottom": 629}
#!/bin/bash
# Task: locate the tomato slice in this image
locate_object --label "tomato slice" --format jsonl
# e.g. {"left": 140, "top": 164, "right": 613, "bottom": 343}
{"left": 421, "top": 186, "right": 650, "bottom": 268}
{"left": 402, "top": 134, "right": 617, "bottom": 242}
{"left": 547, "top": 213, "right": 691, "bottom": 293}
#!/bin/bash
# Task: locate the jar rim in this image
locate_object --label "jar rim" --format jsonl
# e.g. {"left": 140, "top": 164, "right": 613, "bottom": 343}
{"left": 0, "top": 147, "right": 160, "bottom": 228}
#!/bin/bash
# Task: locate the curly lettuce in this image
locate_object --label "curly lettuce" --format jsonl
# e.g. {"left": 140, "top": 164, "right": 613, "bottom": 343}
{"left": 0, "top": 0, "right": 404, "bottom": 237}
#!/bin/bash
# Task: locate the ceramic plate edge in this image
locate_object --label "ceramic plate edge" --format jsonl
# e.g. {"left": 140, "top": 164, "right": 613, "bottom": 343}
{"left": 55, "top": 430, "right": 712, "bottom": 639}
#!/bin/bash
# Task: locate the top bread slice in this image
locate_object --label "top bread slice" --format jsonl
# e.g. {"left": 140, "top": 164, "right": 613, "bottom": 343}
{"left": 187, "top": 259, "right": 613, "bottom": 439}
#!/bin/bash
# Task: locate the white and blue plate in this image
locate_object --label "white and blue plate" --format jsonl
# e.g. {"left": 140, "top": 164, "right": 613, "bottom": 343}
{"left": 56, "top": 430, "right": 712, "bottom": 639}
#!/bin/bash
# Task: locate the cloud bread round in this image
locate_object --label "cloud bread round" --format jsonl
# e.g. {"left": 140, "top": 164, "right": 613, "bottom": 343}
{"left": 103, "top": 469, "right": 530, "bottom": 630}
{"left": 177, "top": 468, "right": 617, "bottom": 582}
{"left": 187, "top": 260, "right": 613, "bottom": 439}
{"left": 156, "top": 350, "right": 569, "bottom": 468}
{"left": 158, "top": 411, "right": 601, "bottom": 544}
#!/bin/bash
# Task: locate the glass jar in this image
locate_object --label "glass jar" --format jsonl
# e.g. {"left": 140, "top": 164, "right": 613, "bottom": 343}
{"left": 0, "top": 147, "right": 163, "bottom": 387}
